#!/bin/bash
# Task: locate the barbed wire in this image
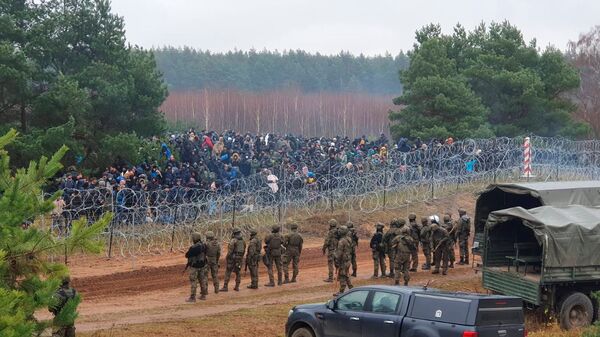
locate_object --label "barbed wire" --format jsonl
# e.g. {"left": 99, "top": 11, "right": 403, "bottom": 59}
{"left": 44, "top": 136, "right": 600, "bottom": 257}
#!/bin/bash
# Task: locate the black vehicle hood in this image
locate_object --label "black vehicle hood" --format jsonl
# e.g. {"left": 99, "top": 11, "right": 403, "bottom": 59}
{"left": 294, "top": 303, "right": 326, "bottom": 310}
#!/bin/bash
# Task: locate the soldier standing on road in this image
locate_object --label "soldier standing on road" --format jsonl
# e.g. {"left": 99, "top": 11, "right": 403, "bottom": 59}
{"left": 392, "top": 225, "right": 415, "bottom": 286}
{"left": 221, "top": 228, "right": 246, "bottom": 292}
{"left": 335, "top": 225, "right": 354, "bottom": 295}
{"left": 430, "top": 216, "right": 450, "bottom": 275}
{"left": 370, "top": 223, "right": 386, "bottom": 278}
{"left": 185, "top": 232, "right": 208, "bottom": 302}
{"left": 265, "top": 224, "right": 284, "bottom": 286}
{"left": 49, "top": 276, "right": 77, "bottom": 337}
{"left": 442, "top": 214, "right": 456, "bottom": 269}
{"left": 419, "top": 217, "right": 432, "bottom": 270}
{"left": 322, "top": 219, "right": 338, "bottom": 282}
{"left": 347, "top": 222, "right": 359, "bottom": 277}
{"left": 205, "top": 231, "right": 221, "bottom": 294}
{"left": 246, "top": 229, "right": 262, "bottom": 289}
{"left": 283, "top": 223, "right": 304, "bottom": 283}
{"left": 408, "top": 213, "right": 421, "bottom": 272}
{"left": 457, "top": 208, "right": 471, "bottom": 265}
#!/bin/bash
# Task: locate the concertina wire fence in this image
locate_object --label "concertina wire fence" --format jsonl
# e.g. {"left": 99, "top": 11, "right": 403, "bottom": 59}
{"left": 43, "top": 136, "right": 600, "bottom": 258}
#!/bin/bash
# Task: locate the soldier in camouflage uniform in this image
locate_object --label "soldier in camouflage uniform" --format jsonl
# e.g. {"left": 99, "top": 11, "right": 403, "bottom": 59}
{"left": 205, "top": 231, "right": 221, "bottom": 293}
{"left": 335, "top": 225, "right": 354, "bottom": 295}
{"left": 246, "top": 229, "right": 262, "bottom": 289}
{"left": 430, "top": 216, "right": 450, "bottom": 275}
{"left": 457, "top": 208, "right": 471, "bottom": 265}
{"left": 265, "top": 224, "right": 284, "bottom": 286}
{"left": 392, "top": 225, "right": 415, "bottom": 286}
{"left": 49, "top": 276, "right": 77, "bottom": 337}
{"left": 322, "top": 219, "right": 339, "bottom": 282}
{"left": 419, "top": 217, "right": 432, "bottom": 270}
{"left": 283, "top": 223, "right": 304, "bottom": 283}
{"left": 221, "top": 228, "right": 246, "bottom": 292}
{"left": 442, "top": 214, "right": 456, "bottom": 268}
{"left": 369, "top": 223, "right": 386, "bottom": 278}
{"left": 408, "top": 213, "right": 421, "bottom": 272}
{"left": 382, "top": 219, "right": 397, "bottom": 278}
{"left": 347, "top": 222, "right": 359, "bottom": 277}
{"left": 185, "top": 232, "right": 208, "bottom": 302}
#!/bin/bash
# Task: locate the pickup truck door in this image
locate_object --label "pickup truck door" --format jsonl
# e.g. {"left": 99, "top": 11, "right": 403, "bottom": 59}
{"left": 360, "top": 291, "right": 403, "bottom": 337}
{"left": 321, "top": 290, "right": 369, "bottom": 337}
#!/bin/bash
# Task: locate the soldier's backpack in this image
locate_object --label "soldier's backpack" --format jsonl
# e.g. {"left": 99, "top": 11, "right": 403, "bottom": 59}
{"left": 288, "top": 233, "right": 302, "bottom": 247}
{"left": 187, "top": 242, "right": 207, "bottom": 268}
{"left": 234, "top": 238, "right": 246, "bottom": 255}
{"left": 268, "top": 233, "right": 283, "bottom": 256}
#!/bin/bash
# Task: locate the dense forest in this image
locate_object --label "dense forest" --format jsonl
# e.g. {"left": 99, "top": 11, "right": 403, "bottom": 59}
{"left": 153, "top": 47, "right": 410, "bottom": 94}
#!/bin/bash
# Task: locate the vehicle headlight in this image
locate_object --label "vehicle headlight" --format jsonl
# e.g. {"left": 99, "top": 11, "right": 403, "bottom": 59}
{"left": 288, "top": 309, "right": 294, "bottom": 317}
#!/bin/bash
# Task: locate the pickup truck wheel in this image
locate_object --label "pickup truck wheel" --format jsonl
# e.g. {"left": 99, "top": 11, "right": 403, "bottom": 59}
{"left": 291, "top": 327, "right": 315, "bottom": 337}
{"left": 558, "top": 292, "right": 593, "bottom": 330}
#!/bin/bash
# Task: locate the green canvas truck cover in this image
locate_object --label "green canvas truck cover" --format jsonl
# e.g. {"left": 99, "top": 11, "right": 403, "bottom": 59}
{"left": 475, "top": 181, "right": 600, "bottom": 232}
{"left": 486, "top": 205, "right": 600, "bottom": 268}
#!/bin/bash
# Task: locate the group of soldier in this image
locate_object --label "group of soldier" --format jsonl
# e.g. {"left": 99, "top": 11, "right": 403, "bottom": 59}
{"left": 184, "top": 223, "right": 304, "bottom": 302}
{"left": 369, "top": 208, "right": 471, "bottom": 287}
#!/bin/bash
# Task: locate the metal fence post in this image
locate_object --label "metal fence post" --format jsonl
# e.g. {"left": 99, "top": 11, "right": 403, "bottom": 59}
{"left": 108, "top": 225, "right": 114, "bottom": 258}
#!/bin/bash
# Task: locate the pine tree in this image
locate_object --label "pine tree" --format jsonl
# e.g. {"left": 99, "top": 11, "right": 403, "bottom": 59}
{"left": 0, "top": 129, "right": 111, "bottom": 337}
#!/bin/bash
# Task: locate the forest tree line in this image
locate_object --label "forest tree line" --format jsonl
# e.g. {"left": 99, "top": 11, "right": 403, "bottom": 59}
{"left": 153, "top": 47, "right": 409, "bottom": 95}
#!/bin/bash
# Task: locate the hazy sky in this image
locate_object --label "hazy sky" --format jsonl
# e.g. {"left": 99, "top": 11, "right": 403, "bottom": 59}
{"left": 110, "top": 0, "right": 598, "bottom": 55}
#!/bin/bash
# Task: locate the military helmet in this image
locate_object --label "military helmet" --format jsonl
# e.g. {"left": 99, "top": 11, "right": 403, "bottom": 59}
{"left": 192, "top": 232, "right": 202, "bottom": 242}
{"left": 338, "top": 225, "right": 349, "bottom": 235}
{"left": 346, "top": 221, "right": 354, "bottom": 229}
{"left": 443, "top": 214, "right": 451, "bottom": 222}
{"left": 408, "top": 213, "right": 417, "bottom": 220}
{"left": 458, "top": 208, "right": 467, "bottom": 215}
{"left": 420, "top": 217, "right": 429, "bottom": 224}
{"left": 390, "top": 218, "right": 399, "bottom": 227}
{"left": 232, "top": 228, "right": 242, "bottom": 234}
{"left": 290, "top": 223, "right": 298, "bottom": 230}
{"left": 272, "top": 224, "right": 281, "bottom": 232}
{"left": 61, "top": 276, "right": 71, "bottom": 285}
{"left": 398, "top": 218, "right": 406, "bottom": 226}
{"left": 328, "top": 219, "right": 338, "bottom": 228}
{"left": 249, "top": 229, "right": 258, "bottom": 236}
{"left": 206, "top": 231, "right": 215, "bottom": 239}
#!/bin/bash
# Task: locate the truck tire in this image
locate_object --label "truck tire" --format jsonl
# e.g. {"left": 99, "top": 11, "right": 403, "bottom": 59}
{"left": 558, "top": 292, "right": 593, "bottom": 330}
{"left": 291, "top": 327, "right": 315, "bottom": 337}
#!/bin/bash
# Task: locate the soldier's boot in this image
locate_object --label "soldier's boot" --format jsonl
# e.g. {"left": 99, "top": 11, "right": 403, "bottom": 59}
{"left": 283, "top": 272, "right": 290, "bottom": 284}
{"left": 199, "top": 294, "right": 206, "bottom": 301}
{"left": 458, "top": 257, "right": 465, "bottom": 265}
{"left": 291, "top": 271, "right": 298, "bottom": 283}
{"left": 214, "top": 286, "right": 219, "bottom": 294}
{"left": 234, "top": 282, "right": 240, "bottom": 292}
{"left": 323, "top": 277, "right": 334, "bottom": 283}
{"left": 348, "top": 284, "right": 354, "bottom": 290}
{"left": 219, "top": 284, "right": 228, "bottom": 292}
{"left": 247, "top": 284, "right": 257, "bottom": 289}
{"left": 388, "top": 272, "right": 395, "bottom": 278}
{"left": 432, "top": 269, "right": 440, "bottom": 274}
{"left": 351, "top": 270, "right": 357, "bottom": 277}
{"left": 465, "top": 257, "right": 469, "bottom": 265}
{"left": 394, "top": 280, "right": 400, "bottom": 285}
{"left": 409, "top": 268, "right": 417, "bottom": 272}
{"left": 265, "top": 279, "right": 275, "bottom": 287}
{"left": 449, "top": 262, "right": 454, "bottom": 269}
{"left": 442, "top": 270, "right": 448, "bottom": 275}
{"left": 422, "top": 263, "right": 431, "bottom": 271}
{"left": 404, "top": 280, "right": 409, "bottom": 286}
{"left": 186, "top": 295, "right": 196, "bottom": 303}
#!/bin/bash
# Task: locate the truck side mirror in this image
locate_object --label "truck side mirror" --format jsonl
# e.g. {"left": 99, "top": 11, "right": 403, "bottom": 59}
{"left": 326, "top": 299, "right": 336, "bottom": 311}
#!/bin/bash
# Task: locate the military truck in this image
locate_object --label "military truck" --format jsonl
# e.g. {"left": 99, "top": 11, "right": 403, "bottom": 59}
{"left": 481, "top": 205, "right": 600, "bottom": 330}
{"left": 472, "top": 181, "right": 600, "bottom": 261}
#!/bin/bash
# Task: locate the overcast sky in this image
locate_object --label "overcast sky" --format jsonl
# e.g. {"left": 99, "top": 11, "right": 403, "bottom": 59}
{"left": 110, "top": 0, "right": 598, "bottom": 55}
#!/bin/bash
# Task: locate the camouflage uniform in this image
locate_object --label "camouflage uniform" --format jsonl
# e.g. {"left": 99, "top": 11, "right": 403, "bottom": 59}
{"left": 383, "top": 219, "right": 403, "bottom": 278}
{"left": 185, "top": 232, "right": 208, "bottom": 302}
{"left": 221, "top": 228, "right": 246, "bottom": 292}
{"left": 408, "top": 213, "right": 421, "bottom": 272}
{"left": 442, "top": 214, "right": 456, "bottom": 268}
{"left": 369, "top": 223, "right": 386, "bottom": 278}
{"left": 205, "top": 231, "right": 221, "bottom": 293}
{"left": 283, "top": 223, "right": 304, "bottom": 283}
{"left": 419, "top": 217, "right": 432, "bottom": 270}
{"left": 347, "top": 222, "right": 359, "bottom": 277}
{"left": 265, "top": 224, "right": 284, "bottom": 286}
{"left": 392, "top": 226, "right": 414, "bottom": 286}
{"left": 322, "top": 219, "right": 339, "bottom": 282}
{"left": 457, "top": 208, "right": 471, "bottom": 265}
{"left": 246, "top": 229, "right": 261, "bottom": 289}
{"left": 335, "top": 226, "right": 354, "bottom": 295}
{"left": 431, "top": 217, "right": 450, "bottom": 275}
{"left": 50, "top": 277, "right": 77, "bottom": 337}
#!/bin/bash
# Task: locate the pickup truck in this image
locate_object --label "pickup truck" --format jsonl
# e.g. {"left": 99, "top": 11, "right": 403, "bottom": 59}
{"left": 285, "top": 285, "right": 526, "bottom": 337}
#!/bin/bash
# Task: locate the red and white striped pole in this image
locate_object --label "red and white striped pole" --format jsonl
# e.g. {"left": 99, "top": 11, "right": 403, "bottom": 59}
{"left": 523, "top": 137, "right": 533, "bottom": 179}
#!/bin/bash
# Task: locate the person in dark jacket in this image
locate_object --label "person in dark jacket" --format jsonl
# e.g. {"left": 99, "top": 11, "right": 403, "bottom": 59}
{"left": 185, "top": 232, "right": 208, "bottom": 302}
{"left": 370, "top": 223, "right": 386, "bottom": 278}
